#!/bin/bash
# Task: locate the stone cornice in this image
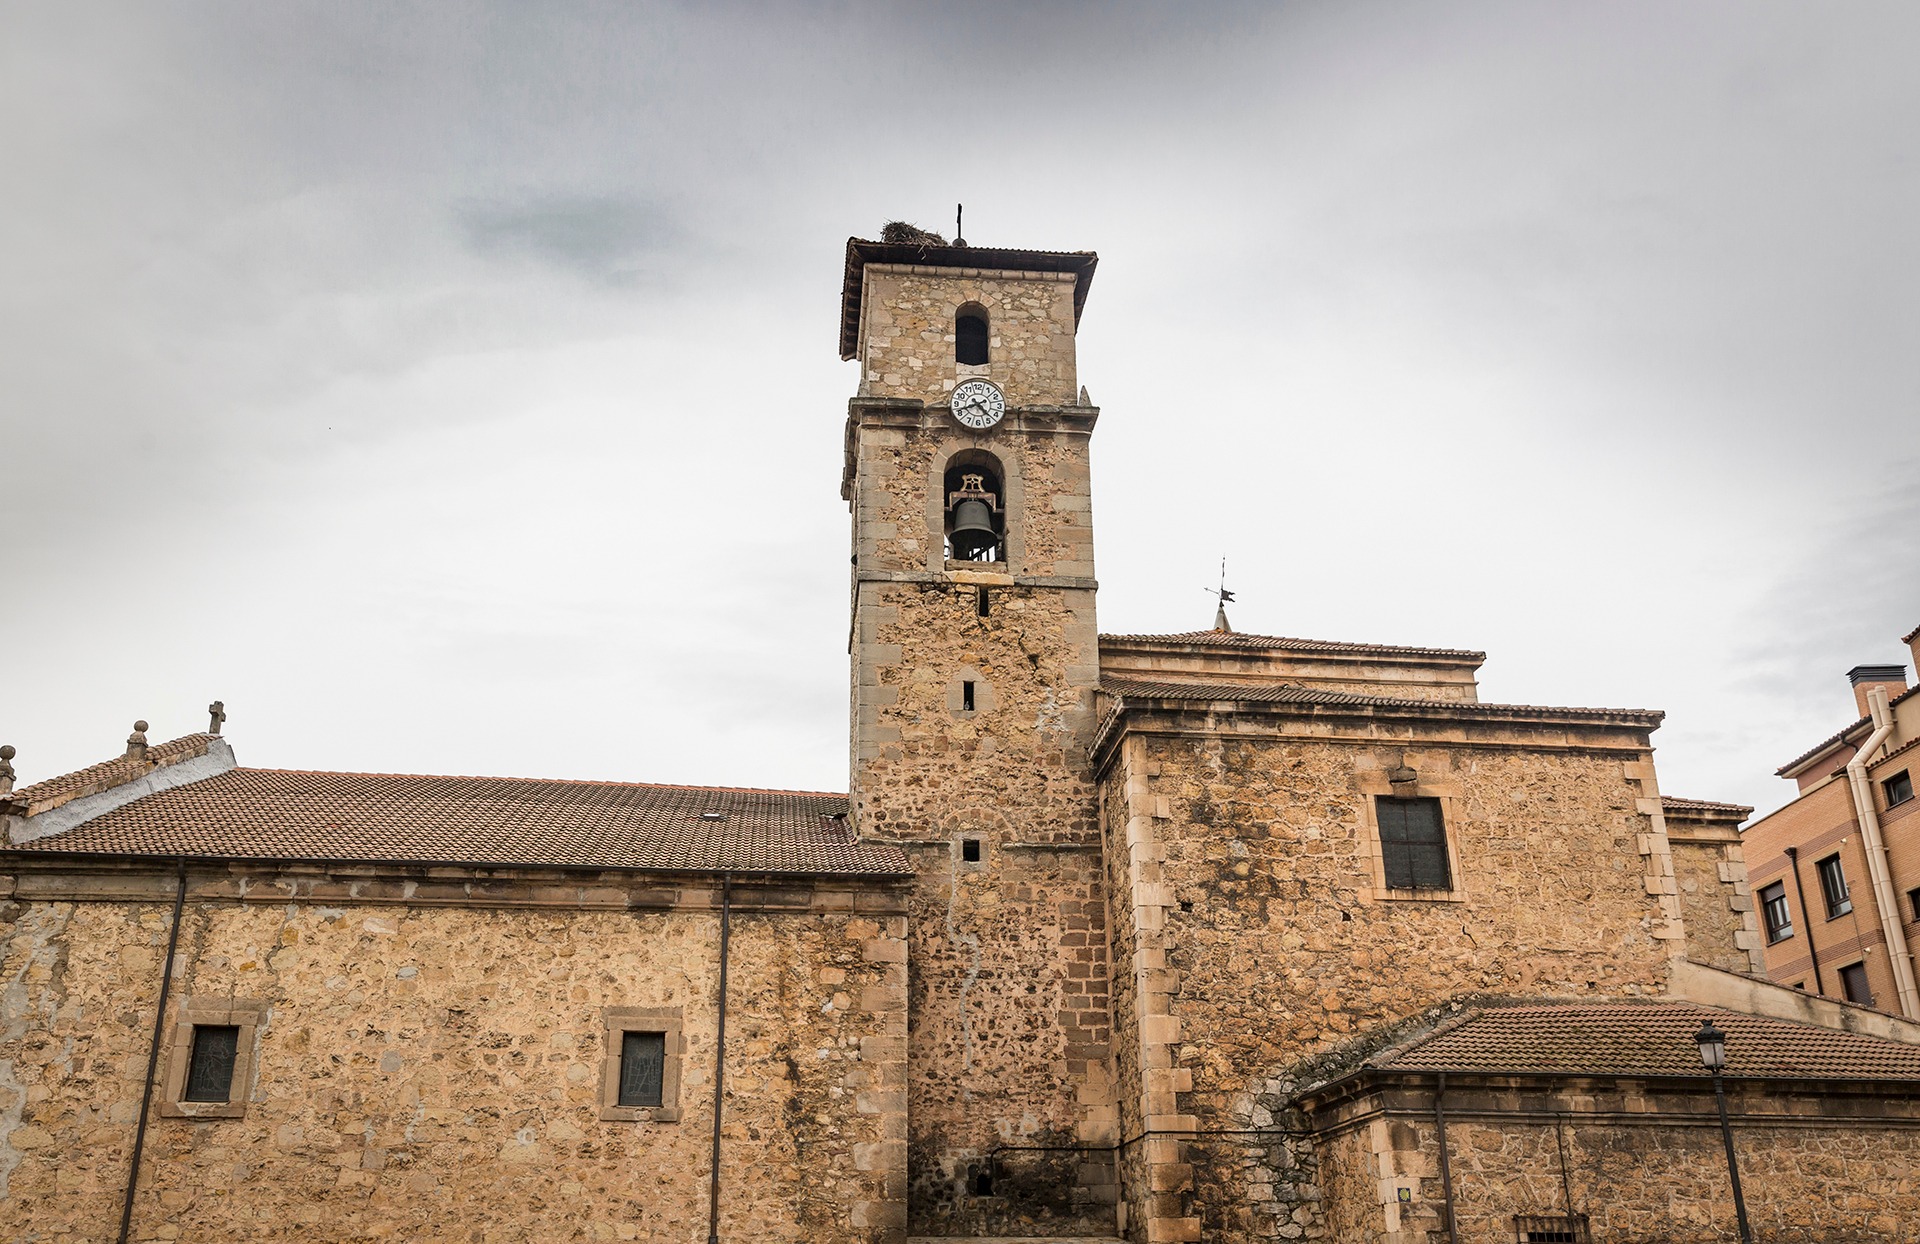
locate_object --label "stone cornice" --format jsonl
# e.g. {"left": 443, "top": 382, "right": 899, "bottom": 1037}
{"left": 1089, "top": 693, "right": 1660, "bottom": 778}
{"left": 840, "top": 398, "right": 1099, "bottom": 500}
{"left": 0, "top": 854, "right": 910, "bottom": 915}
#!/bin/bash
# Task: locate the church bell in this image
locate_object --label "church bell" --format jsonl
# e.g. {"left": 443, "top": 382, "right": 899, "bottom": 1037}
{"left": 947, "top": 473, "right": 1002, "bottom": 561}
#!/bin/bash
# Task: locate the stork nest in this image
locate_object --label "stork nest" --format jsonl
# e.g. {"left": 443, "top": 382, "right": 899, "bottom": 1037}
{"left": 880, "top": 221, "right": 947, "bottom": 246}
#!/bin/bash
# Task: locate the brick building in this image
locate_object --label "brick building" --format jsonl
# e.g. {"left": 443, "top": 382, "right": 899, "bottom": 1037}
{"left": 5, "top": 229, "right": 1920, "bottom": 1242}
{"left": 1743, "top": 636, "right": 1920, "bottom": 1016}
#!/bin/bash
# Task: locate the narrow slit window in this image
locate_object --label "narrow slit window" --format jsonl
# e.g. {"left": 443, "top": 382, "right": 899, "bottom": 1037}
{"left": 976, "top": 586, "right": 990, "bottom": 617}
{"left": 962, "top": 681, "right": 975, "bottom": 712}
{"left": 962, "top": 838, "right": 982, "bottom": 863}
{"left": 183, "top": 1024, "right": 240, "bottom": 1103}
{"left": 618, "top": 1031, "right": 667, "bottom": 1108}
{"left": 1375, "top": 797, "right": 1450, "bottom": 891}
{"left": 956, "top": 307, "right": 989, "bottom": 366}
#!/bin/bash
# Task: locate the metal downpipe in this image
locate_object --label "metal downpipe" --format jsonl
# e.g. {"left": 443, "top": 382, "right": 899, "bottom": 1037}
{"left": 117, "top": 861, "right": 187, "bottom": 1244}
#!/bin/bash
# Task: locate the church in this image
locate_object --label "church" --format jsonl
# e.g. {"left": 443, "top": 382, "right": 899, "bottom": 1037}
{"left": 5, "top": 227, "right": 1920, "bottom": 1244}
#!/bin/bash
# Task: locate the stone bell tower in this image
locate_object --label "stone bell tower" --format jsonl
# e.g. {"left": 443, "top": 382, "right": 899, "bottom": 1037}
{"left": 838, "top": 231, "right": 1118, "bottom": 1236}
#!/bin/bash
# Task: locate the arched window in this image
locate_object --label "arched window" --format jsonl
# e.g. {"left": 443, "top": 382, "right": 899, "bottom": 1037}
{"left": 955, "top": 305, "right": 989, "bottom": 367}
{"left": 943, "top": 452, "right": 1005, "bottom": 563}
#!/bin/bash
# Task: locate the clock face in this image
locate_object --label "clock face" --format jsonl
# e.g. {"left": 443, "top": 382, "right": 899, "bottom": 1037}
{"left": 950, "top": 378, "right": 1006, "bottom": 430}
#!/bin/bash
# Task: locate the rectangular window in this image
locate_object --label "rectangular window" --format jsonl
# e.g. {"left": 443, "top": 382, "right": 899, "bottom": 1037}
{"left": 962, "top": 837, "right": 982, "bottom": 863}
{"left": 1841, "top": 961, "right": 1873, "bottom": 1006}
{"left": 976, "top": 586, "right": 990, "bottom": 617}
{"left": 1376, "top": 797, "right": 1451, "bottom": 891}
{"left": 1760, "top": 881, "right": 1794, "bottom": 943}
{"left": 599, "top": 1006, "right": 683, "bottom": 1122}
{"left": 1909, "top": 886, "right": 1920, "bottom": 922}
{"left": 161, "top": 998, "right": 265, "bottom": 1119}
{"left": 1886, "top": 770, "right": 1914, "bottom": 808}
{"left": 617, "top": 1031, "right": 666, "bottom": 1108}
{"left": 182, "top": 1025, "right": 240, "bottom": 1102}
{"left": 1817, "top": 853, "right": 1853, "bottom": 918}
{"left": 1514, "top": 1215, "right": 1589, "bottom": 1243}
{"left": 962, "top": 681, "right": 975, "bottom": 712}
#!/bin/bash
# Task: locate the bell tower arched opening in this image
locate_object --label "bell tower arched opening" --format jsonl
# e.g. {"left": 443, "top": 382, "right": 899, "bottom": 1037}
{"left": 943, "top": 451, "right": 1005, "bottom": 563}
{"left": 955, "top": 304, "right": 989, "bottom": 367}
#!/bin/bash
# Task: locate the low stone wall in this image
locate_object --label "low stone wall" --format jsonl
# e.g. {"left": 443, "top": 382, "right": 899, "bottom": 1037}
{"left": 1309, "top": 1075, "right": 1920, "bottom": 1243}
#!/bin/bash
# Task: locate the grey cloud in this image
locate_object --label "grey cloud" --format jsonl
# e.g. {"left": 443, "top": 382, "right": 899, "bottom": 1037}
{"left": 456, "top": 195, "right": 682, "bottom": 285}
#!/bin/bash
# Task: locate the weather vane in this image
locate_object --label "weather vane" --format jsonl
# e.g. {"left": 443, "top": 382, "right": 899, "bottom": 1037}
{"left": 1202, "top": 558, "right": 1235, "bottom": 632}
{"left": 954, "top": 203, "right": 966, "bottom": 247}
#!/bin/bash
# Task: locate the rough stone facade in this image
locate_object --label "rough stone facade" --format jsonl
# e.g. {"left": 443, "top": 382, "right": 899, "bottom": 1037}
{"left": 1307, "top": 1075, "right": 1920, "bottom": 1243}
{"left": 0, "top": 866, "right": 908, "bottom": 1243}
{"left": 1665, "top": 800, "right": 1767, "bottom": 977}
{"left": 843, "top": 254, "right": 1114, "bottom": 1233}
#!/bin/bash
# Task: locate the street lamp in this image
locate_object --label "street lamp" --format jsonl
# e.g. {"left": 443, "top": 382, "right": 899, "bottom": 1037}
{"left": 1694, "top": 1019, "right": 1754, "bottom": 1244}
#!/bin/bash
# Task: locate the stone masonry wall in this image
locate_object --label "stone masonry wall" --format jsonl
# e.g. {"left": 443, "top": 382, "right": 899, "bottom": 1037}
{"left": 1317, "top": 1092, "right": 1920, "bottom": 1242}
{"left": 0, "top": 884, "right": 907, "bottom": 1243}
{"left": 847, "top": 264, "right": 1111, "bottom": 1232}
{"left": 1107, "top": 725, "right": 1675, "bottom": 1242}
{"left": 857, "top": 267, "right": 1080, "bottom": 407}
{"left": 1671, "top": 836, "right": 1765, "bottom": 975}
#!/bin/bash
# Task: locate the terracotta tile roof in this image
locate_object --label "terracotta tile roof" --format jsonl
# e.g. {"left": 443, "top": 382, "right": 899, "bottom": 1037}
{"left": 1099, "top": 677, "right": 1663, "bottom": 727}
{"left": 1775, "top": 682, "right": 1919, "bottom": 777}
{"left": 1101, "top": 631, "right": 1484, "bottom": 661}
{"left": 10, "top": 768, "right": 910, "bottom": 877}
{"left": 9, "top": 734, "right": 218, "bottom": 812}
{"left": 1662, "top": 796, "right": 1755, "bottom": 816}
{"left": 1374, "top": 1002, "right": 1920, "bottom": 1081}
{"left": 839, "top": 237, "right": 1098, "bottom": 360}
{"left": 1905, "top": 623, "right": 1920, "bottom": 646}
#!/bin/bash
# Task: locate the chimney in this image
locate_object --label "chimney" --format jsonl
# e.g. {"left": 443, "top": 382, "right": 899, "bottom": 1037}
{"left": 1849, "top": 665, "right": 1908, "bottom": 719}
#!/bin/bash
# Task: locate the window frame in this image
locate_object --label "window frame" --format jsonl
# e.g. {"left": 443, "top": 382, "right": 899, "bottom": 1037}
{"left": 599, "top": 1006, "right": 684, "bottom": 1122}
{"left": 1357, "top": 768, "right": 1466, "bottom": 903}
{"left": 1816, "top": 852, "right": 1853, "bottom": 919}
{"left": 1840, "top": 961, "right": 1874, "bottom": 1007}
{"left": 1375, "top": 796, "right": 1452, "bottom": 892}
{"left": 159, "top": 997, "right": 266, "bottom": 1119}
{"left": 1886, "top": 769, "right": 1914, "bottom": 809}
{"left": 1759, "top": 881, "right": 1794, "bottom": 944}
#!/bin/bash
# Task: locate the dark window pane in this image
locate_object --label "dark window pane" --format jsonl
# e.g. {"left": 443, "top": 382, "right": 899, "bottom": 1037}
{"left": 1886, "top": 771, "right": 1914, "bottom": 807}
{"left": 1377, "top": 797, "right": 1450, "bottom": 890}
{"left": 183, "top": 1024, "right": 240, "bottom": 1102}
{"left": 1817, "top": 854, "right": 1852, "bottom": 918}
{"left": 1760, "top": 882, "right": 1793, "bottom": 943}
{"left": 618, "top": 1031, "right": 666, "bottom": 1107}
{"left": 956, "top": 312, "right": 989, "bottom": 366}
{"left": 1841, "top": 962, "right": 1873, "bottom": 1006}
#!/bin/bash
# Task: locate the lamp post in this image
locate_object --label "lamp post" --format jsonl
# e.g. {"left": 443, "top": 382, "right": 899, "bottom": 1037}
{"left": 1695, "top": 1020, "right": 1754, "bottom": 1244}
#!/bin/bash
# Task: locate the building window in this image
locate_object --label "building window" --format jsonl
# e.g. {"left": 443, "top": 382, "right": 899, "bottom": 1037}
{"left": 1759, "top": 881, "right": 1794, "bottom": 943}
{"left": 1514, "top": 1215, "right": 1589, "bottom": 1243}
{"left": 1375, "top": 797, "right": 1451, "bottom": 891}
{"left": 1816, "top": 853, "right": 1853, "bottom": 918}
{"left": 617, "top": 1032, "right": 666, "bottom": 1107}
{"left": 955, "top": 304, "right": 989, "bottom": 366}
{"left": 1887, "top": 770, "right": 1914, "bottom": 808}
{"left": 962, "top": 837, "right": 982, "bottom": 863}
{"left": 1909, "top": 886, "right": 1920, "bottom": 922}
{"left": 599, "top": 1007, "right": 684, "bottom": 1122}
{"left": 183, "top": 1025, "right": 240, "bottom": 1102}
{"left": 160, "top": 998, "right": 265, "bottom": 1119}
{"left": 1840, "top": 961, "right": 1873, "bottom": 1007}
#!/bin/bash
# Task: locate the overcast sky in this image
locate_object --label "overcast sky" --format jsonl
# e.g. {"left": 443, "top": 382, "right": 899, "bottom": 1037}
{"left": 4, "top": 2, "right": 1916, "bottom": 818}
